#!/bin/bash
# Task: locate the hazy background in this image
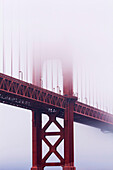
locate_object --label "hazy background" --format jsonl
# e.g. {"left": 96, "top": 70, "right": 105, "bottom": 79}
{"left": 0, "top": 0, "right": 113, "bottom": 169}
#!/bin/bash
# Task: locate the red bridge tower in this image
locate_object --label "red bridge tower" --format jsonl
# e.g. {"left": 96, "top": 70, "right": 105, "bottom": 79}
{"left": 31, "top": 58, "right": 77, "bottom": 170}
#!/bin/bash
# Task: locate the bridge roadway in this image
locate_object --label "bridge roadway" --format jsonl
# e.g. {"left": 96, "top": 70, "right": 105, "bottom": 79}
{"left": 0, "top": 73, "right": 113, "bottom": 132}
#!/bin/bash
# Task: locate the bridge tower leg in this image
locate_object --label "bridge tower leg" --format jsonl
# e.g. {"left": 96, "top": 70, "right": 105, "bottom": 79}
{"left": 63, "top": 99, "right": 75, "bottom": 170}
{"left": 31, "top": 111, "right": 43, "bottom": 170}
{"left": 31, "top": 56, "right": 43, "bottom": 170}
{"left": 62, "top": 60, "right": 76, "bottom": 170}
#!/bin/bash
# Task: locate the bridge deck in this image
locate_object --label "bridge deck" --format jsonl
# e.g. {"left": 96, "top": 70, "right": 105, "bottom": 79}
{"left": 0, "top": 73, "right": 113, "bottom": 131}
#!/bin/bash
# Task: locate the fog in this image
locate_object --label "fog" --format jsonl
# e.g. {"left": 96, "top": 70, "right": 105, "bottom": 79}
{"left": 0, "top": 0, "right": 113, "bottom": 169}
{"left": 0, "top": 0, "right": 113, "bottom": 110}
{"left": 0, "top": 104, "right": 113, "bottom": 170}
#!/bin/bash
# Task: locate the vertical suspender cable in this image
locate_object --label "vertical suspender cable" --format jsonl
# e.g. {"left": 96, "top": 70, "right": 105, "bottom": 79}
{"left": 2, "top": 0, "right": 5, "bottom": 73}
{"left": 11, "top": 30, "right": 13, "bottom": 76}
{"left": 32, "top": 41, "right": 35, "bottom": 84}
{"left": 108, "top": 93, "right": 110, "bottom": 113}
{"left": 26, "top": 38, "right": 28, "bottom": 82}
{"left": 46, "top": 61, "right": 47, "bottom": 89}
{"left": 108, "top": 95, "right": 110, "bottom": 113}
{"left": 107, "top": 93, "right": 109, "bottom": 112}
{"left": 51, "top": 60, "right": 53, "bottom": 91}
{"left": 25, "top": 4, "right": 29, "bottom": 83}
{"left": 81, "top": 68, "right": 82, "bottom": 102}
{"left": 19, "top": 30, "right": 20, "bottom": 79}
{"left": 99, "top": 88, "right": 101, "bottom": 110}
{"left": 85, "top": 67, "right": 87, "bottom": 104}
{"left": 96, "top": 83, "right": 98, "bottom": 108}
{"left": 77, "top": 66, "right": 78, "bottom": 98}
{"left": 89, "top": 73, "right": 90, "bottom": 105}
{"left": 18, "top": 0, "right": 20, "bottom": 79}
{"left": 57, "top": 61, "right": 59, "bottom": 93}
{"left": 93, "top": 72, "right": 94, "bottom": 107}
{"left": 103, "top": 88, "right": 104, "bottom": 111}
{"left": 40, "top": 56, "right": 42, "bottom": 87}
{"left": 106, "top": 92, "right": 108, "bottom": 112}
{"left": 10, "top": 3, "right": 13, "bottom": 77}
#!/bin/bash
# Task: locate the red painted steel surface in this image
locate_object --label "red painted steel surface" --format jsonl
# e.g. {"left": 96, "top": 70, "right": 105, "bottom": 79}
{"left": 32, "top": 109, "right": 65, "bottom": 169}
{"left": 74, "top": 101, "right": 113, "bottom": 130}
{"left": 0, "top": 73, "right": 113, "bottom": 130}
{"left": 63, "top": 98, "right": 76, "bottom": 170}
{"left": 0, "top": 73, "right": 66, "bottom": 110}
{"left": 1, "top": 72, "right": 113, "bottom": 169}
{"left": 31, "top": 97, "right": 77, "bottom": 169}
{"left": 63, "top": 61, "right": 76, "bottom": 170}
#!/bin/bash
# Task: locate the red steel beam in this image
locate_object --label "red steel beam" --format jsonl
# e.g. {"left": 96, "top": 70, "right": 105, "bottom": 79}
{"left": 0, "top": 73, "right": 113, "bottom": 130}
{"left": 31, "top": 108, "right": 65, "bottom": 169}
{"left": 0, "top": 73, "right": 66, "bottom": 110}
{"left": 62, "top": 59, "right": 76, "bottom": 170}
{"left": 74, "top": 101, "right": 113, "bottom": 126}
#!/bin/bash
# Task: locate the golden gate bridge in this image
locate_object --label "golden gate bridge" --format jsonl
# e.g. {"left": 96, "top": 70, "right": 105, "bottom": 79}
{"left": 0, "top": 0, "right": 113, "bottom": 169}
{"left": 1, "top": 50, "right": 113, "bottom": 170}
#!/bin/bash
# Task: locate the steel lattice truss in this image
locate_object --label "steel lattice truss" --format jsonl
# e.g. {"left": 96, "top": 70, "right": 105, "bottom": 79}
{"left": 0, "top": 73, "right": 66, "bottom": 110}
{"left": 74, "top": 102, "right": 113, "bottom": 131}
{"left": 41, "top": 110, "right": 64, "bottom": 167}
{"left": 0, "top": 73, "right": 113, "bottom": 131}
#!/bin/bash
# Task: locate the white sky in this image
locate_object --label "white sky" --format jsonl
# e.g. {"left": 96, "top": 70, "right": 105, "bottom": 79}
{"left": 0, "top": 0, "right": 113, "bottom": 169}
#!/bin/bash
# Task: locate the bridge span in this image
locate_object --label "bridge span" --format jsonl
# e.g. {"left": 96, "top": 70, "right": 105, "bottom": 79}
{"left": 0, "top": 72, "right": 113, "bottom": 132}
